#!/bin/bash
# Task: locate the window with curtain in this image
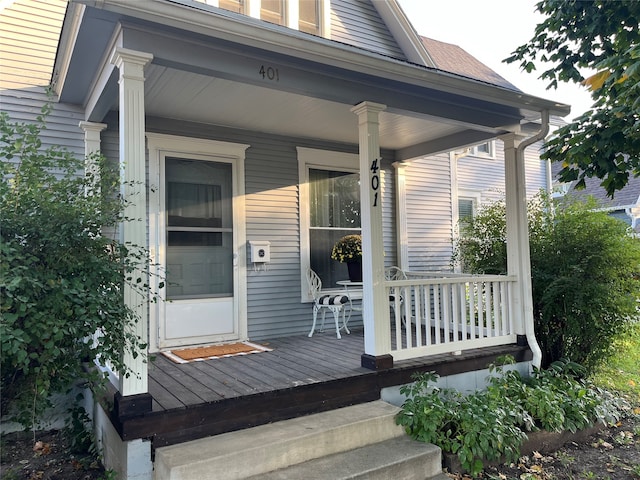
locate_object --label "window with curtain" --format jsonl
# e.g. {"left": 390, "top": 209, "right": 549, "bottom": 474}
{"left": 309, "top": 168, "right": 360, "bottom": 287}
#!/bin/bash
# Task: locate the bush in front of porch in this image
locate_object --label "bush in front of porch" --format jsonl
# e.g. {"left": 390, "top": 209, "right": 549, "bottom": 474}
{"left": 0, "top": 104, "right": 153, "bottom": 430}
{"left": 452, "top": 192, "right": 640, "bottom": 373}
{"left": 396, "top": 357, "right": 625, "bottom": 476}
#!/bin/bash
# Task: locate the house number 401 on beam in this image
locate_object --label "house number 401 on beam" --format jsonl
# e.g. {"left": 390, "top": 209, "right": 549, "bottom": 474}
{"left": 370, "top": 157, "right": 381, "bottom": 207}
{"left": 259, "top": 65, "right": 279, "bottom": 81}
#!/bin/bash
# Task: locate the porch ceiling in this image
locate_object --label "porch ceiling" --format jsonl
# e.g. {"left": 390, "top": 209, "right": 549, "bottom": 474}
{"left": 142, "top": 64, "right": 461, "bottom": 152}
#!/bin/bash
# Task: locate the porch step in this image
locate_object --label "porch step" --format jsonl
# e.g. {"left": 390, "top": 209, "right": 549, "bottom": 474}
{"left": 246, "top": 436, "right": 446, "bottom": 480}
{"left": 153, "top": 400, "right": 444, "bottom": 480}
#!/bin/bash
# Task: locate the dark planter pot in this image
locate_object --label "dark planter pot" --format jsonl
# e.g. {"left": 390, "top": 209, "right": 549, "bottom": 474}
{"left": 347, "top": 261, "right": 363, "bottom": 282}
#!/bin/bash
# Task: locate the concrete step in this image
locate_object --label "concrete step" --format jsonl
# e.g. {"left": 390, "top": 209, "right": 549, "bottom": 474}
{"left": 154, "top": 400, "right": 412, "bottom": 480}
{"left": 246, "top": 435, "right": 445, "bottom": 480}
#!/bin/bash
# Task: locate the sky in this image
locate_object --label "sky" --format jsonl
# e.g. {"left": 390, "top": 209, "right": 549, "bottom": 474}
{"left": 396, "top": 0, "right": 594, "bottom": 121}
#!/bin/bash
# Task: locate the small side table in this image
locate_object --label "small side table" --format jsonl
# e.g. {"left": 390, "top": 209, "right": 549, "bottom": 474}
{"left": 336, "top": 280, "right": 363, "bottom": 320}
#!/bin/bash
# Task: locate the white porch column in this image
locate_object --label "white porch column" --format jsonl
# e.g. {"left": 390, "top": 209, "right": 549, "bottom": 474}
{"left": 80, "top": 121, "right": 107, "bottom": 155}
{"left": 351, "top": 102, "right": 393, "bottom": 370}
{"left": 393, "top": 161, "right": 409, "bottom": 270}
{"left": 79, "top": 121, "right": 107, "bottom": 194}
{"left": 501, "top": 133, "right": 533, "bottom": 345}
{"left": 110, "top": 48, "right": 153, "bottom": 402}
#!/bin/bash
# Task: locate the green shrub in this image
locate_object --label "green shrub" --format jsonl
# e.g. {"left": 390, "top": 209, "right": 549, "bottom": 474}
{"left": 396, "top": 369, "right": 530, "bottom": 476}
{"left": 396, "top": 358, "right": 624, "bottom": 476}
{"left": 0, "top": 104, "right": 156, "bottom": 428}
{"left": 453, "top": 192, "right": 640, "bottom": 372}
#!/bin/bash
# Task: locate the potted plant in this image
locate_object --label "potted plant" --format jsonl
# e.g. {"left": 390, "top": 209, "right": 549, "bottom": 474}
{"left": 331, "top": 234, "right": 362, "bottom": 282}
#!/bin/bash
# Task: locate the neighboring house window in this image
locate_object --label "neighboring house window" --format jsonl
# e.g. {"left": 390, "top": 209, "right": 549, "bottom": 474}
{"left": 471, "top": 141, "right": 495, "bottom": 159}
{"left": 551, "top": 182, "right": 571, "bottom": 198}
{"left": 456, "top": 190, "right": 481, "bottom": 235}
{"left": 458, "top": 197, "right": 475, "bottom": 233}
{"left": 298, "top": 148, "right": 360, "bottom": 298}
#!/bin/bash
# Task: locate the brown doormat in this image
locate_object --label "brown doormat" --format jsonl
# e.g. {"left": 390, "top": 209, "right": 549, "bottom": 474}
{"left": 162, "top": 341, "right": 272, "bottom": 364}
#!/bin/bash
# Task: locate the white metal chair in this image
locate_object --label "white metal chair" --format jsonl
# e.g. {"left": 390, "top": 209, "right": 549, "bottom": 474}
{"left": 306, "top": 268, "right": 351, "bottom": 339}
{"left": 385, "top": 266, "right": 407, "bottom": 322}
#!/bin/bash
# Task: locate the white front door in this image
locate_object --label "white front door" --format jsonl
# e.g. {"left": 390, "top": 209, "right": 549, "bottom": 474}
{"left": 147, "top": 134, "right": 249, "bottom": 350}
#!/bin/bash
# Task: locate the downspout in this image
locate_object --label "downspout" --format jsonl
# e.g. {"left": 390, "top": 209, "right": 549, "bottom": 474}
{"left": 545, "top": 159, "right": 553, "bottom": 197}
{"left": 516, "top": 110, "right": 549, "bottom": 369}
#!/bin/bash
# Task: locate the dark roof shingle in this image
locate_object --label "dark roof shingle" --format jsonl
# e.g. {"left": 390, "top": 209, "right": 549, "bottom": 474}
{"left": 420, "top": 36, "right": 520, "bottom": 91}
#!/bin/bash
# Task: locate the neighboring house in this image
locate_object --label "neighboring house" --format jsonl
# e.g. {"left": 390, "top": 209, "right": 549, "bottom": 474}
{"left": 1, "top": 1, "right": 569, "bottom": 478}
{"left": 553, "top": 168, "right": 640, "bottom": 234}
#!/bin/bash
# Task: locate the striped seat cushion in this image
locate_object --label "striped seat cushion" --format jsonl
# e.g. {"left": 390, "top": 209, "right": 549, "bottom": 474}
{"left": 318, "top": 294, "right": 349, "bottom": 306}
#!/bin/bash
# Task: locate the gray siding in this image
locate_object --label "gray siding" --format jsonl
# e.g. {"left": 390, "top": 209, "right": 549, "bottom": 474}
{"left": 101, "top": 115, "right": 401, "bottom": 340}
{"left": 0, "top": 0, "right": 85, "bottom": 157}
{"left": 0, "top": 93, "right": 85, "bottom": 156}
{"left": 404, "top": 153, "right": 454, "bottom": 272}
{"left": 457, "top": 140, "right": 549, "bottom": 206}
{"left": 105, "top": 115, "right": 365, "bottom": 339}
{"left": 331, "top": 0, "right": 407, "bottom": 59}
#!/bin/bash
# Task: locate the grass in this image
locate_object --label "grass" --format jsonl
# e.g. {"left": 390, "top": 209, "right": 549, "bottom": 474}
{"left": 590, "top": 320, "right": 640, "bottom": 405}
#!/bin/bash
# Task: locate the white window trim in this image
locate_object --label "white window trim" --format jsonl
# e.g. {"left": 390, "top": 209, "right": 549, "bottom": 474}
{"left": 470, "top": 140, "right": 496, "bottom": 159}
{"left": 207, "top": 0, "right": 330, "bottom": 37}
{"left": 298, "top": 146, "right": 359, "bottom": 302}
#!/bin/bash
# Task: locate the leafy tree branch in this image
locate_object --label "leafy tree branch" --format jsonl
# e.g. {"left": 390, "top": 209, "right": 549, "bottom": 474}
{"left": 505, "top": 0, "right": 640, "bottom": 196}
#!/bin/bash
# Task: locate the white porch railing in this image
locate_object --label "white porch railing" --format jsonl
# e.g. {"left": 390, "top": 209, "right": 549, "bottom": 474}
{"left": 385, "top": 273, "right": 517, "bottom": 360}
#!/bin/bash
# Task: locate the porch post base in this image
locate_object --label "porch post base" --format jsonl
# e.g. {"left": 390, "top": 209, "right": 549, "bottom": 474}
{"left": 361, "top": 353, "right": 393, "bottom": 370}
{"left": 114, "top": 392, "right": 153, "bottom": 419}
{"left": 516, "top": 334, "right": 528, "bottom": 347}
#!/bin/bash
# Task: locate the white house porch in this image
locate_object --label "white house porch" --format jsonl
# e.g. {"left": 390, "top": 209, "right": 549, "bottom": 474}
{"left": 50, "top": 1, "right": 570, "bottom": 477}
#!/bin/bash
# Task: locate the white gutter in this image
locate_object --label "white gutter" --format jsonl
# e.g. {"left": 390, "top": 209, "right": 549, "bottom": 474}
{"left": 516, "top": 110, "right": 549, "bottom": 369}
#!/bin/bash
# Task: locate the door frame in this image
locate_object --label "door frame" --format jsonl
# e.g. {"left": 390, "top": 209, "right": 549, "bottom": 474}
{"left": 147, "top": 133, "right": 250, "bottom": 352}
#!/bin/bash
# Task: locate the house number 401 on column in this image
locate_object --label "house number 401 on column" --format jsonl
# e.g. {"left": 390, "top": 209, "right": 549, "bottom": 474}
{"left": 370, "top": 157, "right": 381, "bottom": 207}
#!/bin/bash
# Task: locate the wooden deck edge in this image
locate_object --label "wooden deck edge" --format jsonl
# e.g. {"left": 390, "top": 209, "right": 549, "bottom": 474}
{"left": 109, "top": 344, "right": 532, "bottom": 451}
{"left": 119, "top": 374, "right": 381, "bottom": 449}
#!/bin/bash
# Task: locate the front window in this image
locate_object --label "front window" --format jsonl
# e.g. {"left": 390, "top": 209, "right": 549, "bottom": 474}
{"left": 309, "top": 168, "right": 361, "bottom": 287}
{"left": 298, "top": 148, "right": 360, "bottom": 297}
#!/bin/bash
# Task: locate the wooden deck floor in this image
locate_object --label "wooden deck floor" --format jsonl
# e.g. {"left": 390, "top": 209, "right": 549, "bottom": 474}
{"left": 114, "top": 329, "right": 531, "bottom": 449}
{"left": 149, "top": 329, "right": 369, "bottom": 412}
